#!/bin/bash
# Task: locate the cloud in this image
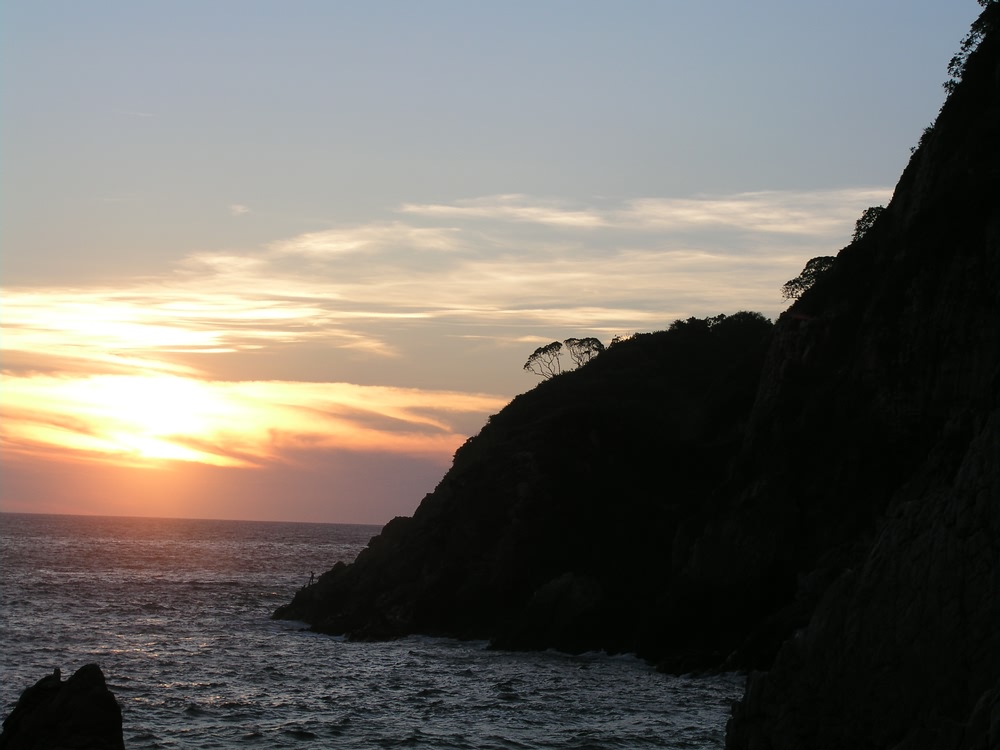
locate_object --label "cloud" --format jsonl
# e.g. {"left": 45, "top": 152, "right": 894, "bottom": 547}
{"left": 401, "top": 188, "right": 891, "bottom": 237}
{"left": 0, "top": 185, "right": 893, "bottom": 484}
{"left": 230, "top": 204, "right": 251, "bottom": 216}
{"left": 269, "top": 222, "right": 461, "bottom": 257}
{"left": 615, "top": 188, "right": 891, "bottom": 235}
{"left": 401, "top": 194, "right": 609, "bottom": 228}
{"left": 0, "top": 372, "right": 507, "bottom": 470}
{"left": 2, "top": 186, "right": 892, "bottom": 388}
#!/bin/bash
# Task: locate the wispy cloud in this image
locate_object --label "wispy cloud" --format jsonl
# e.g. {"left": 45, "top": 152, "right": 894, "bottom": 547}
{"left": 269, "top": 222, "right": 462, "bottom": 257}
{"left": 401, "top": 194, "right": 609, "bottom": 228}
{"left": 2, "top": 287, "right": 328, "bottom": 365}
{"left": 3, "top": 187, "right": 892, "bottom": 382}
{"left": 401, "top": 188, "right": 890, "bottom": 236}
{"left": 0, "top": 372, "right": 506, "bottom": 469}
{"left": 230, "top": 203, "right": 251, "bottom": 216}
{"left": 0, "top": 187, "right": 890, "bottom": 479}
{"left": 616, "top": 188, "right": 891, "bottom": 235}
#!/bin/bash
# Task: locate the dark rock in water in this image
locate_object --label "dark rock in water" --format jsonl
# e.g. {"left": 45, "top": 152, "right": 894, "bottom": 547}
{"left": 0, "top": 664, "right": 125, "bottom": 750}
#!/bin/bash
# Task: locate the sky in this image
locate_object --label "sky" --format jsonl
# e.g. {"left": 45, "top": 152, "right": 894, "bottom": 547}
{"left": 0, "top": 1, "right": 981, "bottom": 524}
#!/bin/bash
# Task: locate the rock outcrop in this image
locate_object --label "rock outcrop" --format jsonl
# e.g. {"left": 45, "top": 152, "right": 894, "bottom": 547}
{"left": 725, "top": 5, "right": 1000, "bottom": 747}
{"left": 277, "top": 4, "right": 999, "bottom": 747}
{"left": 276, "top": 311, "right": 779, "bottom": 669}
{"left": 0, "top": 664, "right": 125, "bottom": 750}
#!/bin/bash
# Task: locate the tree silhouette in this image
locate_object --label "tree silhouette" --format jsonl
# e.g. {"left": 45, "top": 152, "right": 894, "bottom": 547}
{"left": 944, "top": 0, "right": 998, "bottom": 93}
{"left": 852, "top": 206, "right": 885, "bottom": 242}
{"left": 563, "top": 337, "right": 605, "bottom": 367}
{"left": 781, "top": 256, "right": 835, "bottom": 300}
{"left": 523, "top": 342, "right": 564, "bottom": 379}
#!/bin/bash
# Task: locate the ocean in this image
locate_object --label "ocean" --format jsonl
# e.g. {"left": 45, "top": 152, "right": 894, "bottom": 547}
{"left": 0, "top": 512, "right": 742, "bottom": 748}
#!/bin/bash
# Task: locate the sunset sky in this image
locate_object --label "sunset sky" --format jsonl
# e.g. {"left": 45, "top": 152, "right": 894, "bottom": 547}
{"left": 0, "top": 1, "right": 979, "bottom": 523}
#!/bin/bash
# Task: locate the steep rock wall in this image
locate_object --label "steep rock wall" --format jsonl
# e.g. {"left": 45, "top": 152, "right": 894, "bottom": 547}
{"left": 726, "top": 7, "right": 1000, "bottom": 747}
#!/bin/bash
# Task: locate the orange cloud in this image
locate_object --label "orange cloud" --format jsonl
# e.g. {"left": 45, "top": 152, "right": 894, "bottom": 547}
{"left": 0, "top": 372, "right": 506, "bottom": 470}
{"left": 1, "top": 186, "right": 890, "bottom": 486}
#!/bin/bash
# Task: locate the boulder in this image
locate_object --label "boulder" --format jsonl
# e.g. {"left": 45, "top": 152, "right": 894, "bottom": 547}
{"left": 0, "top": 664, "right": 125, "bottom": 750}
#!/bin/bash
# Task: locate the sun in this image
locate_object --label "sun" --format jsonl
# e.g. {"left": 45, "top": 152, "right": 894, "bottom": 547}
{"left": 102, "top": 376, "right": 213, "bottom": 437}
{"left": 58, "top": 375, "right": 248, "bottom": 467}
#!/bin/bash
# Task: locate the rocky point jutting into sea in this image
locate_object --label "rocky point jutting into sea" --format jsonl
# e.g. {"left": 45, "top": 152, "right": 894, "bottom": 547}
{"left": 276, "top": 5, "right": 999, "bottom": 748}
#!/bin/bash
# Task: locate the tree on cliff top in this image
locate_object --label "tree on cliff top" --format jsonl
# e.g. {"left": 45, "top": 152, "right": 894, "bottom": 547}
{"left": 563, "top": 337, "right": 605, "bottom": 367}
{"left": 523, "top": 341, "right": 564, "bottom": 379}
{"left": 944, "top": 0, "right": 999, "bottom": 93}
{"left": 524, "top": 337, "right": 607, "bottom": 379}
{"left": 781, "top": 256, "right": 835, "bottom": 300}
{"left": 782, "top": 205, "right": 886, "bottom": 301}
{"left": 852, "top": 205, "right": 885, "bottom": 242}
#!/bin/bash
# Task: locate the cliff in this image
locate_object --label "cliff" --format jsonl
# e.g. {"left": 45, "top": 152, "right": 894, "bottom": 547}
{"left": 726, "top": 5, "right": 1000, "bottom": 747}
{"left": 276, "top": 310, "right": 778, "bottom": 668}
{"left": 277, "top": 4, "right": 1000, "bottom": 746}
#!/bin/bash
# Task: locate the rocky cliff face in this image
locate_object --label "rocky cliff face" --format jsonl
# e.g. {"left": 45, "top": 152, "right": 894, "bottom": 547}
{"left": 726, "top": 6, "right": 1000, "bottom": 747}
{"left": 276, "top": 5, "right": 999, "bottom": 746}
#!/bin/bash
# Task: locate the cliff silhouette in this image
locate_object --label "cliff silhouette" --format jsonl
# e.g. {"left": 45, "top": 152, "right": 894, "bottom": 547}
{"left": 726, "top": 4, "right": 1000, "bottom": 747}
{"left": 277, "top": 4, "right": 999, "bottom": 747}
{"left": 276, "top": 310, "right": 777, "bottom": 665}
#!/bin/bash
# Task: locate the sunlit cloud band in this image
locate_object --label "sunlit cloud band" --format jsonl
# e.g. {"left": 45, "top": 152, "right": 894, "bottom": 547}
{"left": 1, "top": 187, "right": 890, "bottom": 474}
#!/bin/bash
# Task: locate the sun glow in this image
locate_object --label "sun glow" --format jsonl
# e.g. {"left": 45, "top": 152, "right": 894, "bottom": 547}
{"left": 75, "top": 375, "right": 220, "bottom": 437}
{"left": 1, "top": 374, "right": 247, "bottom": 467}
{"left": 0, "top": 186, "right": 887, "bottom": 501}
{"left": 1, "top": 285, "right": 507, "bottom": 474}
{"left": 0, "top": 370, "right": 507, "bottom": 470}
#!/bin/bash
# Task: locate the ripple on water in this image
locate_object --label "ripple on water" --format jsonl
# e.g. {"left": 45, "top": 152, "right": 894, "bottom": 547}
{"left": 2, "top": 515, "right": 743, "bottom": 749}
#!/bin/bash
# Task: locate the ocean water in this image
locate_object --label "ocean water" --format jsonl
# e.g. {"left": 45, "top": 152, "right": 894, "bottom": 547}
{"left": 0, "top": 512, "right": 742, "bottom": 748}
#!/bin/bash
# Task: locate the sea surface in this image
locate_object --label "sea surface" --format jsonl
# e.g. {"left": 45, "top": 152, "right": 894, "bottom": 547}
{"left": 0, "top": 512, "right": 743, "bottom": 748}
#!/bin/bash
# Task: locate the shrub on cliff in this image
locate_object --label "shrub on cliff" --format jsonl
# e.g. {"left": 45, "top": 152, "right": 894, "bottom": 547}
{"left": 781, "top": 256, "right": 836, "bottom": 300}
